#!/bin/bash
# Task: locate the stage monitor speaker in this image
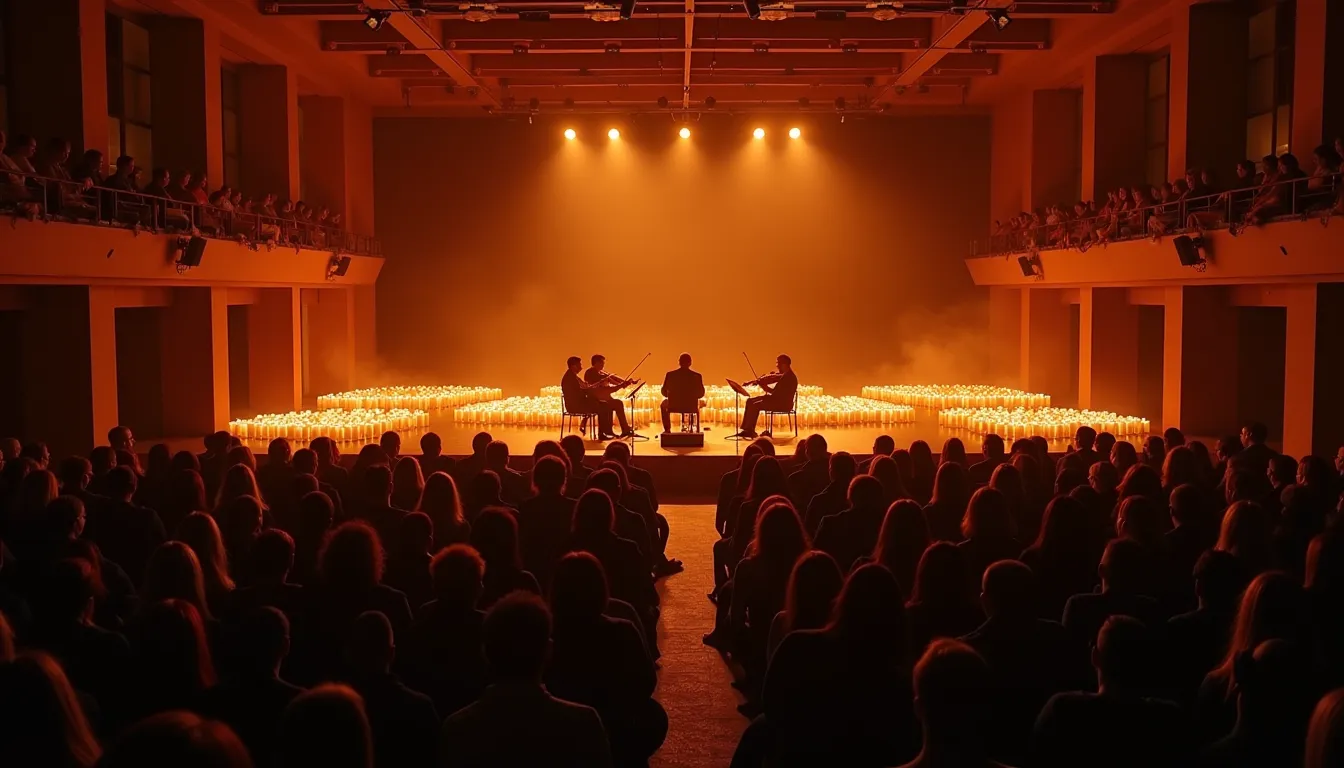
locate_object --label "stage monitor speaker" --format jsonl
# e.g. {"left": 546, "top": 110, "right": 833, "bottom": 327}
{"left": 660, "top": 432, "right": 704, "bottom": 448}
{"left": 179, "top": 236, "right": 207, "bottom": 267}
{"left": 1173, "top": 235, "right": 1203, "bottom": 266}
{"left": 1017, "top": 254, "right": 1037, "bottom": 277}
{"left": 330, "top": 255, "right": 353, "bottom": 277}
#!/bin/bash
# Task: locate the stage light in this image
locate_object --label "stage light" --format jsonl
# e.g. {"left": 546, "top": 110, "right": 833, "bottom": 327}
{"left": 788, "top": 127, "right": 801, "bottom": 139}
{"left": 620, "top": 0, "right": 636, "bottom": 19}
{"left": 564, "top": 128, "right": 576, "bottom": 140}
{"left": 679, "top": 127, "right": 691, "bottom": 139}
{"left": 363, "top": 10, "right": 390, "bottom": 30}
{"left": 753, "top": 127, "right": 765, "bottom": 139}
{"left": 608, "top": 128, "right": 621, "bottom": 140}
{"left": 745, "top": 0, "right": 761, "bottom": 19}
{"left": 989, "top": 9, "right": 1011, "bottom": 30}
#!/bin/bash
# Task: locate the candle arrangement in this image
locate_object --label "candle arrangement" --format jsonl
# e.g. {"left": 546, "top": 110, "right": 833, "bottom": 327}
{"left": 938, "top": 406, "right": 1150, "bottom": 439}
{"left": 455, "top": 396, "right": 660, "bottom": 428}
{"left": 699, "top": 396, "right": 915, "bottom": 427}
{"left": 861, "top": 384, "right": 1051, "bottom": 409}
{"left": 317, "top": 386, "right": 502, "bottom": 411}
{"left": 229, "top": 409, "right": 430, "bottom": 442}
{"left": 489, "top": 390, "right": 911, "bottom": 429}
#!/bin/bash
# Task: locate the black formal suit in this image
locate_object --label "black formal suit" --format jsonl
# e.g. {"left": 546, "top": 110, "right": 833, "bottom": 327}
{"left": 584, "top": 366, "right": 633, "bottom": 434}
{"left": 660, "top": 366, "right": 705, "bottom": 432}
{"left": 562, "top": 368, "right": 613, "bottom": 435}
{"left": 740, "top": 369, "right": 798, "bottom": 435}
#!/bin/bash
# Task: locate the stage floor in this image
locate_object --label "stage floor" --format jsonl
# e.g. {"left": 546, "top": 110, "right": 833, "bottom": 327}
{"left": 148, "top": 407, "right": 1132, "bottom": 458}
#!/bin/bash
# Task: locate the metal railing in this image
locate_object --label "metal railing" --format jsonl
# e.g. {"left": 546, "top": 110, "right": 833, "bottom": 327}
{"left": 0, "top": 169, "right": 381, "bottom": 257}
{"left": 971, "top": 171, "right": 1343, "bottom": 258}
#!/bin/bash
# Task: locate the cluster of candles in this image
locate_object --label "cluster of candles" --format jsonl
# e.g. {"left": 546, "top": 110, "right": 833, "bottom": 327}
{"left": 699, "top": 396, "right": 915, "bottom": 427}
{"left": 938, "top": 407, "right": 1151, "bottom": 439}
{"left": 316, "top": 386, "right": 502, "bottom": 411}
{"left": 454, "top": 397, "right": 661, "bottom": 428}
{"left": 861, "top": 384, "right": 1052, "bottom": 409}
{"left": 228, "top": 409, "right": 430, "bottom": 442}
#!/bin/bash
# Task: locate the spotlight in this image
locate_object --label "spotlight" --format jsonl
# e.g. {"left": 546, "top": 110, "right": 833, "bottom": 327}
{"left": 528, "top": 97, "right": 540, "bottom": 111}
{"left": 834, "top": 96, "right": 846, "bottom": 111}
{"left": 745, "top": 0, "right": 761, "bottom": 20}
{"left": 564, "top": 128, "right": 577, "bottom": 140}
{"left": 620, "top": 0, "right": 636, "bottom": 19}
{"left": 988, "top": 9, "right": 1011, "bottom": 30}
{"left": 605, "top": 43, "right": 621, "bottom": 54}
{"left": 704, "top": 96, "right": 717, "bottom": 109}
{"left": 608, "top": 128, "right": 621, "bottom": 140}
{"left": 363, "top": 10, "right": 390, "bottom": 30}
{"left": 753, "top": 127, "right": 765, "bottom": 139}
{"left": 788, "top": 127, "right": 801, "bottom": 139}
{"left": 657, "top": 96, "right": 669, "bottom": 108}
{"left": 679, "top": 127, "right": 691, "bottom": 139}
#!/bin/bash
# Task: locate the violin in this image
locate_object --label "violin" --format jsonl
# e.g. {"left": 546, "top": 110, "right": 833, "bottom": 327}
{"left": 584, "top": 371, "right": 638, "bottom": 400}
{"left": 745, "top": 369, "right": 783, "bottom": 387}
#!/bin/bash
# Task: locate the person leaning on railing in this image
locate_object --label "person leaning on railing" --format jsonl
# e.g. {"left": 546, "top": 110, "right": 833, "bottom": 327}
{"left": 0, "top": 129, "right": 41, "bottom": 217}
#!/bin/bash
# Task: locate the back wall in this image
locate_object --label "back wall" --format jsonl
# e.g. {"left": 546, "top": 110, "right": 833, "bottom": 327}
{"left": 372, "top": 114, "right": 991, "bottom": 395}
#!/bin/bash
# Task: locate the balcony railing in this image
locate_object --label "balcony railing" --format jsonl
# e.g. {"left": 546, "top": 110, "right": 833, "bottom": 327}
{"left": 971, "top": 172, "right": 1342, "bottom": 258}
{"left": 0, "top": 170, "right": 380, "bottom": 257}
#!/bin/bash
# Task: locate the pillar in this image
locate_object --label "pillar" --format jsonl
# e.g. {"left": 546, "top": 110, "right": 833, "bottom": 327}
{"left": 989, "top": 288, "right": 1023, "bottom": 387}
{"left": 1313, "top": 284, "right": 1344, "bottom": 457}
{"left": 344, "top": 101, "right": 376, "bottom": 235}
{"left": 1077, "top": 288, "right": 1139, "bottom": 415}
{"left": 1282, "top": 286, "right": 1317, "bottom": 458}
{"left": 1164, "top": 286, "right": 1238, "bottom": 437}
{"left": 1021, "top": 289, "right": 1072, "bottom": 399}
{"left": 1168, "top": 0, "right": 1248, "bottom": 179}
{"left": 160, "top": 287, "right": 230, "bottom": 436}
{"left": 1031, "top": 90, "right": 1083, "bottom": 210}
{"left": 239, "top": 65, "right": 300, "bottom": 201}
{"left": 149, "top": 16, "right": 224, "bottom": 184}
{"left": 4, "top": 0, "right": 107, "bottom": 157}
{"left": 299, "top": 96, "right": 349, "bottom": 220}
{"left": 18, "top": 287, "right": 117, "bottom": 456}
{"left": 1291, "top": 0, "right": 1344, "bottom": 166}
{"left": 248, "top": 288, "right": 303, "bottom": 413}
{"left": 306, "top": 288, "right": 356, "bottom": 397}
{"left": 1082, "top": 55, "right": 1148, "bottom": 200}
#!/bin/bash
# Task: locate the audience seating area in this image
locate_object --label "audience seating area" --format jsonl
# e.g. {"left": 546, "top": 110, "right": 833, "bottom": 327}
{"left": 2, "top": 422, "right": 1344, "bottom": 767}
{"left": 977, "top": 141, "right": 1344, "bottom": 257}
{"left": 0, "top": 131, "right": 379, "bottom": 257}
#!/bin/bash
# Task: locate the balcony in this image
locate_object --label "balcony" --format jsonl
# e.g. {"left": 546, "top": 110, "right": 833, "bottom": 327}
{"left": 966, "top": 174, "right": 1344, "bottom": 288}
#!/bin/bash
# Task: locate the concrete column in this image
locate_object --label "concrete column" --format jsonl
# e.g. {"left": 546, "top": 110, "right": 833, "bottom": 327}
{"left": 1082, "top": 55, "right": 1148, "bottom": 201}
{"left": 19, "top": 287, "right": 117, "bottom": 456}
{"left": 248, "top": 288, "right": 303, "bottom": 413}
{"left": 4, "top": 0, "right": 107, "bottom": 157}
{"left": 1291, "top": 0, "right": 1344, "bottom": 166}
{"left": 305, "top": 288, "right": 356, "bottom": 397}
{"left": 149, "top": 17, "right": 224, "bottom": 184}
{"left": 989, "top": 288, "right": 1023, "bottom": 387}
{"left": 160, "top": 287, "right": 230, "bottom": 436}
{"left": 238, "top": 65, "right": 300, "bottom": 201}
{"left": 343, "top": 101, "right": 376, "bottom": 235}
{"left": 1168, "top": 0, "right": 1249, "bottom": 179}
{"left": 1078, "top": 288, "right": 1139, "bottom": 414}
{"left": 1164, "top": 286, "right": 1238, "bottom": 438}
{"left": 1282, "top": 286, "right": 1317, "bottom": 458}
{"left": 1031, "top": 90, "right": 1083, "bottom": 210}
{"left": 1313, "top": 284, "right": 1344, "bottom": 457}
{"left": 299, "top": 96, "right": 349, "bottom": 220}
{"left": 1021, "top": 289, "right": 1072, "bottom": 400}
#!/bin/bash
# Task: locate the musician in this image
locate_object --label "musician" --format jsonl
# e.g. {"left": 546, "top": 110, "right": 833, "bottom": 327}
{"left": 562, "top": 356, "right": 608, "bottom": 438}
{"left": 660, "top": 353, "right": 706, "bottom": 433}
{"left": 733, "top": 354, "right": 798, "bottom": 439}
{"left": 583, "top": 354, "right": 634, "bottom": 439}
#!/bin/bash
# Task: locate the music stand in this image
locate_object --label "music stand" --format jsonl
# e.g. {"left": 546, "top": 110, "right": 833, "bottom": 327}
{"left": 623, "top": 381, "right": 650, "bottom": 446}
{"left": 724, "top": 379, "right": 753, "bottom": 441}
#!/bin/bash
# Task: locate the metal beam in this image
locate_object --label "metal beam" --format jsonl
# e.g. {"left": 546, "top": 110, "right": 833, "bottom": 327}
{"left": 364, "top": 0, "right": 500, "bottom": 106}
{"left": 883, "top": 0, "right": 1012, "bottom": 92}
{"left": 453, "top": 40, "right": 919, "bottom": 54}
{"left": 683, "top": 0, "right": 695, "bottom": 108}
{"left": 470, "top": 51, "right": 909, "bottom": 73}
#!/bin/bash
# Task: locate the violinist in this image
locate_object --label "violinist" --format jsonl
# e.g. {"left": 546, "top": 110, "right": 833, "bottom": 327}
{"left": 583, "top": 354, "right": 635, "bottom": 439}
{"left": 733, "top": 354, "right": 798, "bottom": 439}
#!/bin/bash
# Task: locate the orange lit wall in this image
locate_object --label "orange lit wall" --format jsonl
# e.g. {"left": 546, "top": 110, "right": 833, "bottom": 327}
{"left": 373, "top": 116, "right": 991, "bottom": 393}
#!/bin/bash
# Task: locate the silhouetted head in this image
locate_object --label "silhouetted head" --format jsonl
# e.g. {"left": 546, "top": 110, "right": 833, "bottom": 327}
{"left": 961, "top": 487, "right": 1012, "bottom": 540}
{"left": 470, "top": 508, "right": 522, "bottom": 570}
{"left": 829, "top": 563, "right": 906, "bottom": 659}
{"left": 828, "top": 451, "right": 857, "bottom": 485}
{"left": 298, "top": 491, "right": 335, "bottom": 539}
{"left": 471, "top": 431, "right": 493, "bottom": 456}
{"left": 872, "top": 435, "right": 895, "bottom": 456}
{"left": 347, "top": 610, "right": 395, "bottom": 674}
{"left": 483, "top": 592, "right": 552, "bottom": 683}
{"left": 1088, "top": 460, "right": 1120, "bottom": 495}
{"left": 420, "top": 432, "right": 442, "bottom": 457}
{"left": 419, "top": 472, "right": 465, "bottom": 526}
{"left": 431, "top": 544, "right": 485, "bottom": 608}
{"left": 280, "top": 685, "right": 374, "bottom": 768}
{"left": 268, "top": 437, "right": 293, "bottom": 465}
{"left": 485, "top": 440, "right": 510, "bottom": 470}
{"left": 100, "top": 710, "right": 250, "bottom": 768}
{"left": 364, "top": 464, "right": 393, "bottom": 502}
{"left": 847, "top": 474, "right": 885, "bottom": 510}
{"left": 940, "top": 437, "right": 967, "bottom": 466}
{"left": 573, "top": 489, "right": 615, "bottom": 536}
{"left": 1217, "top": 500, "right": 1275, "bottom": 575}
{"left": 981, "top": 434, "right": 1005, "bottom": 460}
{"left": 912, "top": 639, "right": 993, "bottom": 753}
{"left": 747, "top": 456, "right": 789, "bottom": 502}
{"left": 678, "top": 353, "right": 692, "bottom": 368}
{"left": 252, "top": 528, "right": 295, "bottom": 585}
{"left": 981, "top": 559, "right": 1035, "bottom": 618}
{"left": 108, "top": 425, "right": 135, "bottom": 452}
{"left": 1242, "top": 422, "right": 1268, "bottom": 447}
{"left": 379, "top": 431, "right": 401, "bottom": 460}
{"left": 1093, "top": 615, "right": 1150, "bottom": 692}
{"left": 805, "top": 433, "right": 829, "bottom": 461}
{"left": 0, "top": 651, "right": 102, "bottom": 768}
{"left": 1193, "top": 549, "right": 1245, "bottom": 612}
{"left": 911, "top": 542, "right": 972, "bottom": 608}
{"left": 320, "top": 522, "right": 385, "bottom": 592}
{"left": 784, "top": 550, "right": 844, "bottom": 633}
{"left": 550, "top": 551, "right": 608, "bottom": 622}
{"left": 143, "top": 541, "right": 212, "bottom": 618}
{"left": 1306, "top": 688, "right": 1344, "bottom": 768}
{"left": 1115, "top": 495, "right": 1163, "bottom": 548}
{"left": 293, "top": 448, "right": 318, "bottom": 476}
{"left": 560, "top": 435, "right": 586, "bottom": 467}
{"left": 1099, "top": 537, "right": 1146, "bottom": 594}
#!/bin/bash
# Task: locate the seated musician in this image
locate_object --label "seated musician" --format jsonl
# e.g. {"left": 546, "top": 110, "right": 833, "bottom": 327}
{"left": 583, "top": 354, "right": 635, "bottom": 440}
{"left": 562, "top": 356, "right": 608, "bottom": 437}
{"left": 660, "top": 353, "right": 706, "bottom": 433}
{"left": 733, "top": 354, "right": 798, "bottom": 439}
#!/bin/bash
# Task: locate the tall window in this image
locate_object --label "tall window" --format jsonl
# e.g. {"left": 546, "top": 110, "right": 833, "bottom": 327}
{"left": 106, "top": 14, "right": 153, "bottom": 171}
{"left": 221, "top": 66, "right": 240, "bottom": 186}
{"left": 0, "top": 0, "right": 10, "bottom": 130}
{"left": 1145, "top": 54, "right": 1170, "bottom": 187}
{"left": 1246, "top": 2, "right": 1294, "bottom": 160}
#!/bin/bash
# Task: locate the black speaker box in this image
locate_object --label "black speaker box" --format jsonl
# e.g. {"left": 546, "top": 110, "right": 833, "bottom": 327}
{"left": 179, "top": 236, "right": 207, "bottom": 267}
{"left": 1173, "top": 235, "right": 1202, "bottom": 266}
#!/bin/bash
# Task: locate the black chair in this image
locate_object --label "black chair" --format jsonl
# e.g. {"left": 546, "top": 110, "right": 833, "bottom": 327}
{"left": 561, "top": 397, "right": 600, "bottom": 438}
{"left": 762, "top": 391, "right": 798, "bottom": 438}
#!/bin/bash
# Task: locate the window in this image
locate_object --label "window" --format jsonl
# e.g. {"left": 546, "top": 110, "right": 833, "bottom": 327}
{"left": 0, "top": 0, "right": 9, "bottom": 130}
{"left": 106, "top": 14, "right": 153, "bottom": 172}
{"left": 1145, "top": 54, "right": 1170, "bottom": 188}
{"left": 1245, "top": 3, "right": 1294, "bottom": 160}
{"left": 221, "top": 66, "right": 240, "bottom": 186}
